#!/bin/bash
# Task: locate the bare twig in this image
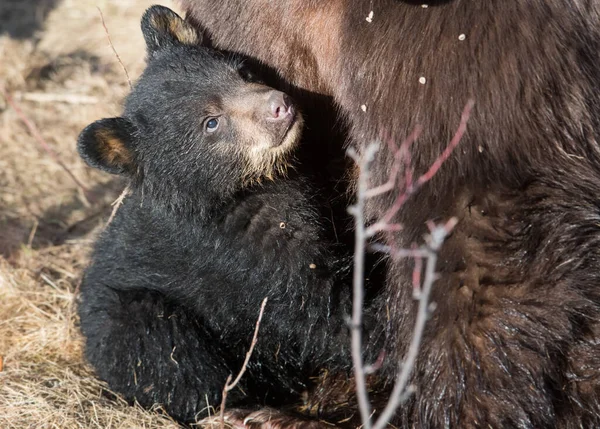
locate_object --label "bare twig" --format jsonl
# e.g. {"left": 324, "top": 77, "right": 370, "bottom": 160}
{"left": 15, "top": 92, "right": 99, "bottom": 105}
{"left": 364, "top": 126, "right": 422, "bottom": 199}
{"left": 27, "top": 219, "right": 39, "bottom": 248}
{"left": 225, "top": 299, "right": 267, "bottom": 390}
{"left": 97, "top": 7, "right": 132, "bottom": 90}
{"left": 0, "top": 87, "right": 93, "bottom": 204}
{"left": 366, "top": 100, "right": 475, "bottom": 238}
{"left": 411, "top": 245, "right": 423, "bottom": 299}
{"left": 371, "top": 219, "right": 457, "bottom": 429}
{"left": 219, "top": 297, "right": 268, "bottom": 429}
{"left": 348, "top": 101, "right": 474, "bottom": 429}
{"left": 106, "top": 185, "right": 131, "bottom": 227}
{"left": 364, "top": 349, "right": 386, "bottom": 375}
{"left": 347, "top": 143, "right": 380, "bottom": 425}
{"left": 416, "top": 99, "right": 475, "bottom": 185}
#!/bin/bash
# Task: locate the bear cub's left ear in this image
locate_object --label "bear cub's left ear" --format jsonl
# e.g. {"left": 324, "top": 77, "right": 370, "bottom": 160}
{"left": 77, "top": 117, "right": 137, "bottom": 176}
{"left": 141, "top": 5, "right": 202, "bottom": 57}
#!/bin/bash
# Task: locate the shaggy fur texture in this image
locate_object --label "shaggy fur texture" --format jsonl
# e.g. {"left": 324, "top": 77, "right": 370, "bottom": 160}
{"left": 77, "top": 6, "right": 380, "bottom": 424}
{"left": 180, "top": 1, "right": 600, "bottom": 427}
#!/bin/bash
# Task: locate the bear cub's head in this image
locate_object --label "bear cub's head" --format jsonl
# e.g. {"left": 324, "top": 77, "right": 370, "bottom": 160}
{"left": 78, "top": 6, "right": 303, "bottom": 207}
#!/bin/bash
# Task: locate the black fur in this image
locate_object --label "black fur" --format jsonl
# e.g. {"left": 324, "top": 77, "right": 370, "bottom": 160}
{"left": 77, "top": 6, "right": 377, "bottom": 423}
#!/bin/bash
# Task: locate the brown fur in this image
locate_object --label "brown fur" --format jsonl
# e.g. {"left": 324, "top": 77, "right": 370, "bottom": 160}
{"left": 180, "top": 1, "right": 600, "bottom": 427}
{"left": 94, "top": 129, "right": 132, "bottom": 169}
{"left": 149, "top": 12, "right": 200, "bottom": 45}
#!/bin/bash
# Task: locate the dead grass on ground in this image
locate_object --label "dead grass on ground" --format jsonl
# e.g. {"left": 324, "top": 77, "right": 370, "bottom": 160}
{"left": 0, "top": 1, "right": 186, "bottom": 427}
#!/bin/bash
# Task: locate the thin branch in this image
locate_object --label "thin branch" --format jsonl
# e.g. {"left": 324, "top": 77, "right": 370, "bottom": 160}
{"left": 219, "top": 297, "right": 268, "bottom": 429}
{"left": 377, "top": 99, "right": 475, "bottom": 228}
{"left": 27, "top": 219, "right": 39, "bottom": 248}
{"left": 15, "top": 92, "right": 99, "bottom": 105}
{"left": 364, "top": 349, "right": 386, "bottom": 375}
{"left": 0, "top": 87, "right": 93, "bottom": 204}
{"left": 349, "top": 101, "right": 474, "bottom": 429}
{"left": 106, "top": 185, "right": 131, "bottom": 227}
{"left": 416, "top": 99, "right": 475, "bottom": 186}
{"left": 411, "top": 246, "right": 423, "bottom": 299}
{"left": 368, "top": 244, "right": 429, "bottom": 260}
{"left": 365, "top": 126, "right": 422, "bottom": 199}
{"left": 225, "top": 298, "right": 268, "bottom": 391}
{"left": 372, "top": 219, "right": 457, "bottom": 429}
{"left": 349, "top": 143, "right": 380, "bottom": 428}
{"left": 97, "top": 7, "right": 132, "bottom": 90}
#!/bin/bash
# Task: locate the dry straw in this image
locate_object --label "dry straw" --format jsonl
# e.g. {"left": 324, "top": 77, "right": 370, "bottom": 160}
{"left": 0, "top": 1, "right": 187, "bottom": 427}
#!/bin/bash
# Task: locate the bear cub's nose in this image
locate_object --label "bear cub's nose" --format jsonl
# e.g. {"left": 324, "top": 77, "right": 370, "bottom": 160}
{"left": 268, "top": 91, "right": 294, "bottom": 120}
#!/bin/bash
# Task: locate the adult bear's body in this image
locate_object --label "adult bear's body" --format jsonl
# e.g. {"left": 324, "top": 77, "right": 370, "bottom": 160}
{"left": 181, "top": 1, "right": 600, "bottom": 427}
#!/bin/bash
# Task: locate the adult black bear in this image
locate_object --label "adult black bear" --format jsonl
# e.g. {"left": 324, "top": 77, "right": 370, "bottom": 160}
{"left": 77, "top": 6, "right": 377, "bottom": 424}
{"left": 180, "top": 1, "right": 600, "bottom": 427}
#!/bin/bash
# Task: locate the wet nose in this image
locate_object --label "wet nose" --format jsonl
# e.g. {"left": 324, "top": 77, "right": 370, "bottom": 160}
{"left": 268, "top": 91, "right": 293, "bottom": 120}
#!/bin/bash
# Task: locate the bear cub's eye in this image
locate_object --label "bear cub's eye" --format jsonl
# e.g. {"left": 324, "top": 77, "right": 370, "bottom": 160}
{"left": 205, "top": 117, "right": 219, "bottom": 133}
{"left": 239, "top": 67, "right": 255, "bottom": 82}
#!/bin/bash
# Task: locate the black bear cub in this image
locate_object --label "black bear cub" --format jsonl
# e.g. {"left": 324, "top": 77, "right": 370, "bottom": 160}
{"left": 77, "top": 5, "right": 361, "bottom": 424}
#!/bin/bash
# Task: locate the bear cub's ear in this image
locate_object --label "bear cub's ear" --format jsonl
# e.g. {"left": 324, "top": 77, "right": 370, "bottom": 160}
{"left": 77, "top": 117, "right": 137, "bottom": 175}
{"left": 141, "top": 5, "right": 202, "bottom": 56}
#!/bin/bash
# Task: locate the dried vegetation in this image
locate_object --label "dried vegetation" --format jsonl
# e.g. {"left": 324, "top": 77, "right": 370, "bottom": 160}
{"left": 0, "top": 0, "right": 185, "bottom": 427}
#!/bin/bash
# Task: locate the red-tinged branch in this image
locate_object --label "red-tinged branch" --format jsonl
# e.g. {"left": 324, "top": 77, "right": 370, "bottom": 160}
{"left": 378, "top": 99, "right": 475, "bottom": 228}
{"left": 365, "top": 126, "right": 422, "bottom": 199}
{"left": 417, "top": 99, "right": 475, "bottom": 186}
{"left": 349, "top": 100, "right": 474, "bottom": 429}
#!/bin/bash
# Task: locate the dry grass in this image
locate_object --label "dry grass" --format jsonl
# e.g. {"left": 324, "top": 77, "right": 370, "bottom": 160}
{"left": 0, "top": 0, "right": 185, "bottom": 427}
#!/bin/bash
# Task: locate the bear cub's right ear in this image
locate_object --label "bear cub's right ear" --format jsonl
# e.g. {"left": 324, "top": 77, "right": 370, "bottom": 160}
{"left": 141, "top": 5, "right": 202, "bottom": 57}
{"left": 77, "top": 117, "right": 137, "bottom": 175}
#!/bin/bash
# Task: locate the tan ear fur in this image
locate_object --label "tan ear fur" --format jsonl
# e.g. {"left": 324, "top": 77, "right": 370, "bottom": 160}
{"left": 149, "top": 12, "right": 200, "bottom": 45}
{"left": 94, "top": 128, "right": 133, "bottom": 169}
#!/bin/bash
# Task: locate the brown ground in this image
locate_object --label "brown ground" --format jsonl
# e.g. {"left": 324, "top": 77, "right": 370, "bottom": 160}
{"left": 0, "top": 0, "right": 188, "bottom": 427}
